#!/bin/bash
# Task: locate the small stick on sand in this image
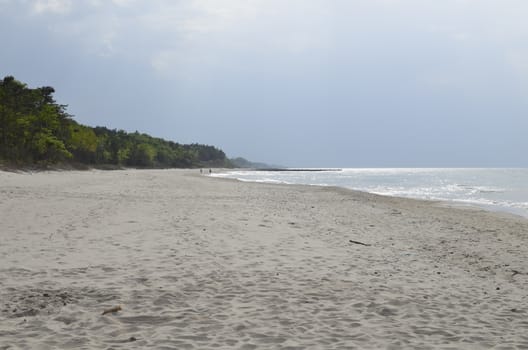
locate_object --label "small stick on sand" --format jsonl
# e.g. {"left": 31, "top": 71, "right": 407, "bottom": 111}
{"left": 102, "top": 305, "right": 122, "bottom": 315}
{"left": 349, "top": 239, "right": 371, "bottom": 246}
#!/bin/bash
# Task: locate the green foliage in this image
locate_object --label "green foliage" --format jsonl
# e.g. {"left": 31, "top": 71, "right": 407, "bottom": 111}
{"left": 32, "top": 130, "right": 72, "bottom": 162}
{"left": 67, "top": 123, "right": 98, "bottom": 163}
{"left": 0, "top": 76, "right": 230, "bottom": 168}
{"left": 128, "top": 143, "right": 155, "bottom": 167}
{"left": 0, "top": 76, "right": 72, "bottom": 164}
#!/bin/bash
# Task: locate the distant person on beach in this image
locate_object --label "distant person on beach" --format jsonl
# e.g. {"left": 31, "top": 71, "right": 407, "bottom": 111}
{"left": 209, "top": 169, "right": 212, "bottom": 174}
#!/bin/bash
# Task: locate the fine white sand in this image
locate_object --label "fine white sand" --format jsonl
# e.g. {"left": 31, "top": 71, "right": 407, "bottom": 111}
{"left": 1, "top": 169, "right": 527, "bottom": 349}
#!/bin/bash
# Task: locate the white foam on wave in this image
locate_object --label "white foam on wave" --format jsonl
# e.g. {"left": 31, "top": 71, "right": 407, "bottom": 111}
{"left": 253, "top": 178, "right": 291, "bottom": 184}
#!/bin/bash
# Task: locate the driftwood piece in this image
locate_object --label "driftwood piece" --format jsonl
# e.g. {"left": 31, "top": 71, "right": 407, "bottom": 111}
{"left": 349, "top": 239, "right": 371, "bottom": 246}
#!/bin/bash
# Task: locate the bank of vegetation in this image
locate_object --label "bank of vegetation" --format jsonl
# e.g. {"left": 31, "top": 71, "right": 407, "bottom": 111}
{"left": 0, "top": 76, "right": 230, "bottom": 169}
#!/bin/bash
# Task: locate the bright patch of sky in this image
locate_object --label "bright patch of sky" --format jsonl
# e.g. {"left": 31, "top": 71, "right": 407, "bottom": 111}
{"left": 1, "top": 0, "right": 527, "bottom": 166}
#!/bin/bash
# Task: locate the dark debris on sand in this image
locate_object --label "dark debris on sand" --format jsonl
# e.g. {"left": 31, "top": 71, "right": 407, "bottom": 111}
{"left": 1, "top": 289, "right": 76, "bottom": 318}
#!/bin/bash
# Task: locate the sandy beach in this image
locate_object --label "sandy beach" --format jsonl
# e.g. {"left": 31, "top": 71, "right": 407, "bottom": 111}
{"left": 1, "top": 169, "right": 527, "bottom": 349}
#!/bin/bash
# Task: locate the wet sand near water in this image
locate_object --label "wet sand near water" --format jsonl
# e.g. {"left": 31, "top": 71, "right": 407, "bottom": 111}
{"left": 1, "top": 169, "right": 528, "bottom": 349}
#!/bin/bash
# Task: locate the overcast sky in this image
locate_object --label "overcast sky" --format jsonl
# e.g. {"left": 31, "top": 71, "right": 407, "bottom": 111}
{"left": 1, "top": 0, "right": 527, "bottom": 167}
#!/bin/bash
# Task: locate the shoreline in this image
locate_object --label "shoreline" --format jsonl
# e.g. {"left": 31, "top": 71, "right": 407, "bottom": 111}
{"left": 1, "top": 169, "right": 527, "bottom": 349}
{"left": 211, "top": 168, "right": 528, "bottom": 220}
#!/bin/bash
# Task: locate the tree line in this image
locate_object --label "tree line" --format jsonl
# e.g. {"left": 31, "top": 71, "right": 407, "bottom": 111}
{"left": 0, "top": 76, "right": 230, "bottom": 168}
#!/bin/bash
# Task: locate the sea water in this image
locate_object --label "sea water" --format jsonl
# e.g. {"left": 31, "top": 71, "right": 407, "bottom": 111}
{"left": 212, "top": 168, "right": 528, "bottom": 218}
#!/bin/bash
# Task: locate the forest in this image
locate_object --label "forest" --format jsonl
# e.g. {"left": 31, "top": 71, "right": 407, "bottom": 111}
{"left": 0, "top": 76, "right": 230, "bottom": 169}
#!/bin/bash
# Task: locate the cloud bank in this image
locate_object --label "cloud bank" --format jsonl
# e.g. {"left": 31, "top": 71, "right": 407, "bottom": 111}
{"left": 2, "top": 0, "right": 528, "bottom": 166}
